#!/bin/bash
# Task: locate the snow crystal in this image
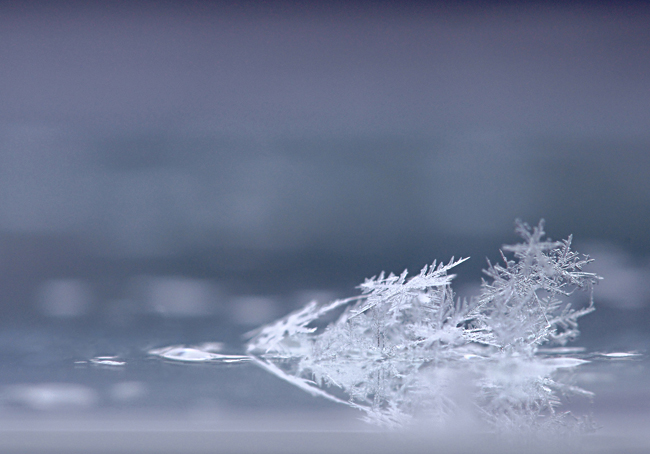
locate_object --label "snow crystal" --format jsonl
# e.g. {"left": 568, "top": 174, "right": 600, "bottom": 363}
{"left": 247, "top": 220, "right": 603, "bottom": 432}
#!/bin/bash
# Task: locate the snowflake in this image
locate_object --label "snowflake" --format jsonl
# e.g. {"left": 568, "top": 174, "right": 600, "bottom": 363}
{"left": 247, "top": 220, "right": 601, "bottom": 431}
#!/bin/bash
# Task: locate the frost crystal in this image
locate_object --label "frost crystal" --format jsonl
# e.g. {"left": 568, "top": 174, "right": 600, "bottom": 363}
{"left": 479, "top": 220, "right": 598, "bottom": 352}
{"left": 247, "top": 220, "right": 601, "bottom": 431}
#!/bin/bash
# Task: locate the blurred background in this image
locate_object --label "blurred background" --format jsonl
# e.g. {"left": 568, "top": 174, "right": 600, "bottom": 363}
{"left": 1, "top": 0, "right": 648, "bottom": 329}
{"left": 0, "top": 1, "right": 648, "bottom": 449}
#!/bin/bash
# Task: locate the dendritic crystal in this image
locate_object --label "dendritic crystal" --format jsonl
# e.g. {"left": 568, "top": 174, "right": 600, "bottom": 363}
{"left": 247, "top": 220, "right": 601, "bottom": 431}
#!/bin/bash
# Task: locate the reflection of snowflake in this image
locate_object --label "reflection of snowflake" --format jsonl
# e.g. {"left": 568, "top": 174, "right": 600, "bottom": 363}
{"left": 247, "top": 220, "right": 601, "bottom": 431}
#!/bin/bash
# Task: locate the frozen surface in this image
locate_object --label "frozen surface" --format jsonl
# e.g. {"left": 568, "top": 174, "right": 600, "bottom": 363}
{"left": 0, "top": 314, "right": 646, "bottom": 454}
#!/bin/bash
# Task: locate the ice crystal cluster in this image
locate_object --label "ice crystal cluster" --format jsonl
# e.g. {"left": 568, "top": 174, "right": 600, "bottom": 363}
{"left": 247, "top": 221, "right": 601, "bottom": 431}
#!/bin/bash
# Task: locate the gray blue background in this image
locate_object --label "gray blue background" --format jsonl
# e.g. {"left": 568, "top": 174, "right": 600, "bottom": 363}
{"left": 0, "top": 3, "right": 648, "bottom": 451}
{"left": 1, "top": 1, "right": 649, "bottom": 322}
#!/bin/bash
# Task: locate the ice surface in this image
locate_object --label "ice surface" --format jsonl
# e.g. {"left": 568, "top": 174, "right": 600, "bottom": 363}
{"left": 0, "top": 316, "right": 645, "bottom": 454}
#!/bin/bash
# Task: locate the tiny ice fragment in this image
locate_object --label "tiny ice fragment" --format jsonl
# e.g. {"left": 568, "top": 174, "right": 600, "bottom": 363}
{"left": 154, "top": 347, "right": 216, "bottom": 361}
{"left": 148, "top": 345, "right": 250, "bottom": 363}
{"left": 90, "top": 356, "right": 126, "bottom": 366}
{"left": 599, "top": 352, "right": 641, "bottom": 359}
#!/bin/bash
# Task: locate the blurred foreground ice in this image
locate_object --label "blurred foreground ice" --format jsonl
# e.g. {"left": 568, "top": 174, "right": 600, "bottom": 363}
{"left": 0, "top": 317, "right": 645, "bottom": 453}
